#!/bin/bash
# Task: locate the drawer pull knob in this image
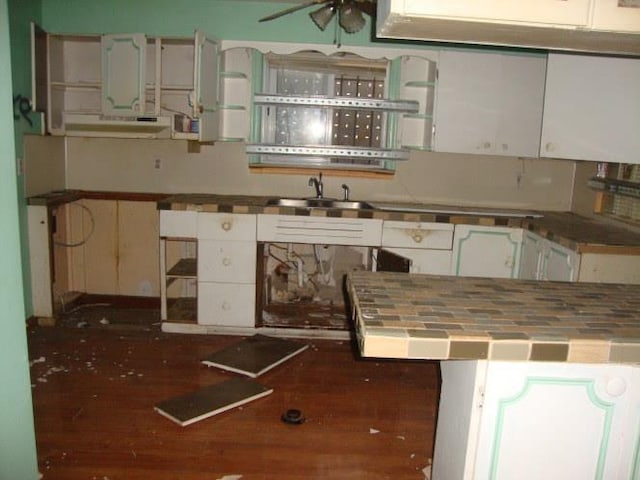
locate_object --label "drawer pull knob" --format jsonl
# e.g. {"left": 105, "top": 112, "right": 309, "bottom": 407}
{"left": 606, "top": 377, "right": 626, "bottom": 397}
{"left": 412, "top": 234, "right": 423, "bottom": 243}
{"left": 221, "top": 221, "right": 232, "bottom": 231}
{"left": 222, "top": 257, "right": 232, "bottom": 266}
{"left": 222, "top": 301, "right": 231, "bottom": 311}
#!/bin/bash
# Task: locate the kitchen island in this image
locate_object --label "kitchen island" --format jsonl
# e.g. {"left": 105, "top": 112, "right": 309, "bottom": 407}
{"left": 346, "top": 271, "right": 640, "bottom": 480}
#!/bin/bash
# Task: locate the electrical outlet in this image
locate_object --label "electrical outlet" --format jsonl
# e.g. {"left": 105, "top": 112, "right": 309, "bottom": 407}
{"left": 154, "top": 158, "right": 162, "bottom": 170}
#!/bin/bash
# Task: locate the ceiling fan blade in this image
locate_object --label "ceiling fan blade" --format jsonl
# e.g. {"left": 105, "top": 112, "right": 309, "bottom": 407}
{"left": 354, "top": 0, "right": 376, "bottom": 17}
{"left": 259, "top": 0, "right": 327, "bottom": 23}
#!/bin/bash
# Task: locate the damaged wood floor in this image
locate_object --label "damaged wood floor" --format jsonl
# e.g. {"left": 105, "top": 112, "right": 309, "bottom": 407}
{"left": 28, "top": 323, "right": 441, "bottom": 480}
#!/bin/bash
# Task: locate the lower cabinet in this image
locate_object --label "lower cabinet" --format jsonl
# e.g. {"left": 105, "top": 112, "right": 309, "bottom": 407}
{"left": 159, "top": 210, "right": 257, "bottom": 328}
{"left": 578, "top": 253, "right": 640, "bottom": 285}
{"left": 197, "top": 283, "right": 256, "bottom": 327}
{"left": 434, "top": 360, "right": 640, "bottom": 480}
{"left": 451, "top": 225, "right": 523, "bottom": 278}
{"left": 475, "top": 361, "right": 639, "bottom": 479}
{"left": 197, "top": 239, "right": 257, "bottom": 328}
{"left": 380, "top": 220, "right": 454, "bottom": 275}
{"left": 159, "top": 210, "right": 198, "bottom": 323}
{"left": 520, "top": 230, "right": 580, "bottom": 281}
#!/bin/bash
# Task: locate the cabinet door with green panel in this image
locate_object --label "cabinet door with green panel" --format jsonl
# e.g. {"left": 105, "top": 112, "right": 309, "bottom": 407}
{"left": 101, "top": 33, "right": 146, "bottom": 116}
{"left": 520, "top": 230, "right": 580, "bottom": 282}
{"left": 452, "top": 225, "right": 523, "bottom": 278}
{"left": 473, "top": 361, "right": 640, "bottom": 480}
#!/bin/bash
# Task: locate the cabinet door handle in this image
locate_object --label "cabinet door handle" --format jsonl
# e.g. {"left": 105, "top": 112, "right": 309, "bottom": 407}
{"left": 545, "top": 142, "right": 555, "bottom": 152}
{"left": 222, "top": 301, "right": 231, "bottom": 311}
{"left": 222, "top": 257, "right": 232, "bottom": 266}
{"left": 606, "top": 377, "right": 627, "bottom": 397}
{"left": 221, "top": 221, "right": 232, "bottom": 231}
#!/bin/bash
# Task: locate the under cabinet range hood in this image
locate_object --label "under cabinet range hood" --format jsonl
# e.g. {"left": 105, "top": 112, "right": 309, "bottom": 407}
{"left": 62, "top": 113, "right": 172, "bottom": 138}
{"left": 376, "top": 0, "right": 640, "bottom": 56}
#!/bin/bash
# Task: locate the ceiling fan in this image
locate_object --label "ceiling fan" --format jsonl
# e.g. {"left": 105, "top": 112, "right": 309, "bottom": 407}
{"left": 259, "top": 0, "right": 376, "bottom": 34}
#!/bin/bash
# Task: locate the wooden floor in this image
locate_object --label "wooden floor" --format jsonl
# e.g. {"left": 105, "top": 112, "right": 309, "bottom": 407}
{"left": 28, "top": 322, "right": 441, "bottom": 479}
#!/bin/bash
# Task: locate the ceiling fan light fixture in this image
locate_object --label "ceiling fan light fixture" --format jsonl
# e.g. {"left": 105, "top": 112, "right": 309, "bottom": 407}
{"left": 339, "top": 3, "right": 366, "bottom": 34}
{"left": 309, "top": 5, "right": 336, "bottom": 31}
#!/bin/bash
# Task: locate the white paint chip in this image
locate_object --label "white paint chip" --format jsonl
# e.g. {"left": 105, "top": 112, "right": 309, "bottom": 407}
{"left": 422, "top": 464, "right": 431, "bottom": 480}
{"left": 30, "top": 356, "right": 46, "bottom": 366}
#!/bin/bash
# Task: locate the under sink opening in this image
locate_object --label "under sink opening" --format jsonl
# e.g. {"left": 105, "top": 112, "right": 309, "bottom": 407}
{"left": 257, "top": 242, "right": 373, "bottom": 330}
{"left": 256, "top": 242, "right": 412, "bottom": 331}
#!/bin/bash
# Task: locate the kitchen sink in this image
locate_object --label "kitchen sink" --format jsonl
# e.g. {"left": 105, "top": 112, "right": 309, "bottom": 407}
{"left": 266, "top": 198, "right": 375, "bottom": 210}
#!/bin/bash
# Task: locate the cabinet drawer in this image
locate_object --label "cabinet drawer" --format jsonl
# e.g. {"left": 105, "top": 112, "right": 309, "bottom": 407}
{"left": 198, "top": 240, "right": 256, "bottom": 283}
{"left": 159, "top": 210, "right": 198, "bottom": 237}
{"left": 382, "top": 221, "right": 453, "bottom": 249}
{"left": 257, "top": 214, "right": 382, "bottom": 246}
{"left": 197, "top": 212, "right": 256, "bottom": 241}
{"left": 198, "top": 283, "right": 255, "bottom": 327}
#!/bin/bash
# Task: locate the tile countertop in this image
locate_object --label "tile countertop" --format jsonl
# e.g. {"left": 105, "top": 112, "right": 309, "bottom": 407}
{"left": 157, "top": 193, "right": 640, "bottom": 255}
{"left": 28, "top": 191, "right": 640, "bottom": 254}
{"left": 346, "top": 271, "right": 640, "bottom": 364}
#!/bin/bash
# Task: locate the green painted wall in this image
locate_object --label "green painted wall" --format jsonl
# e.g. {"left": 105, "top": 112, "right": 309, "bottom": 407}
{"left": 9, "top": 0, "right": 42, "bottom": 318}
{"left": 0, "top": 0, "right": 39, "bottom": 477}
{"left": 40, "top": 0, "right": 425, "bottom": 49}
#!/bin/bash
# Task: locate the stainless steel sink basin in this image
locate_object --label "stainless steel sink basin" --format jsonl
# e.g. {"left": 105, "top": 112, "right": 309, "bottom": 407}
{"left": 266, "top": 198, "right": 374, "bottom": 210}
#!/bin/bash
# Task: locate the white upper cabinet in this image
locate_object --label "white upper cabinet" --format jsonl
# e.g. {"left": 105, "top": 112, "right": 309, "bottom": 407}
{"left": 433, "top": 50, "right": 546, "bottom": 158}
{"left": 540, "top": 53, "right": 640, "bottom": 164}
{"left": 377, "top": 0, "right": 640, "bottom": 55}
{"left": 36, "top": 28, "right": 219, "bottom": 141}
{"left": 397, "top": 0, "right": 592, "bottom": 27}
{"left": 101, "top": 34, "right": 146, "bottom": 116}
{"left": 218, "top": 47, "right": 255, "bottom": 142}
{"left": 395, "top": 55, "right": 437, "bottom": 151}
{"left": 193, "top": 31, "right": 219, "bottom": 142}
{"left": 591, "top": 0, "right": 640, "bottom": 32}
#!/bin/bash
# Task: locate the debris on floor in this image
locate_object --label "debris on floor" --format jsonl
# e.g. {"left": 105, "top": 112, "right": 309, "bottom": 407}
{"left": 30, "top": 356, "right": 46, "bottom": 366}
{"left": 200, "top": 334, "right": 309, "bottom": 378}
{"left": 154, "top": 377, "right": 273, "bottom": 427}
{"left": 423, "top": 458, "right": 433, "bottom": 479}
{"left": 156, "top": 334, "right": 310, "bottom": 426}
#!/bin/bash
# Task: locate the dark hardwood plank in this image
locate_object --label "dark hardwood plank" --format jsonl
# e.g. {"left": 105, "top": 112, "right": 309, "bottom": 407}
{"left": 28, "top": 325, "right": 440, "bottom": 479}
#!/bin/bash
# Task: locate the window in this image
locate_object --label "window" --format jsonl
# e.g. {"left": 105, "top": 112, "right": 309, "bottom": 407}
{"left": 247, "top": 51, "right": 413, "bottom": 172}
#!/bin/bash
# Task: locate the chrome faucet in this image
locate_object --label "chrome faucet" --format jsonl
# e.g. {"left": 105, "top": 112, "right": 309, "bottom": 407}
{"left": 308, "top": 172, "right": 323, "bottom": 198}
{"left": 341, "top": 184, "right": 350, "bottom": 201}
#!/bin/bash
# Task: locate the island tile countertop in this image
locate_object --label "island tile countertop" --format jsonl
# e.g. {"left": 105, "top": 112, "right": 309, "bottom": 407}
{"left": 28, "top": 191, "right": 640, "bottom": 254}
{"left": 346, "top": 271, "right": 640, "bottom": 364}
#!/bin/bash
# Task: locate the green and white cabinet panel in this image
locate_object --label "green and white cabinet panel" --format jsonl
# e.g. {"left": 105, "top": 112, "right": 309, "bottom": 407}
{"left": 101, "top": 33, "right": 146, "bottom": 116}
{"left": 474, "top": 361, "right": 640, "bottom": 480}
{"left": 451, "top": 225, "right": 523, "bottom": 278}
{"left": 434, "top": 360, "right": 640, "bottom": 480}
{"left": 520, "top": 230, "right": 580, "bottom": 282}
